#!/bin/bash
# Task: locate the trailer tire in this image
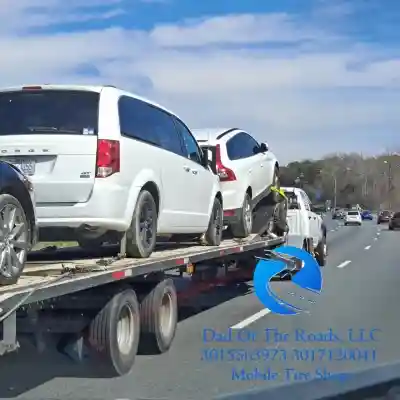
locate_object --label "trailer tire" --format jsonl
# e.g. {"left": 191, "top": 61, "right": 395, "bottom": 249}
{"left": 139, "top": 279, "right": 178, "bottom": 354}
{"left": 126, "top": 190, "right": 158, "bottom": 258}
{"left": 204, "top": 197, "right": 223, "bottom": 246}
{"left": 88, "top": 289, "right": 140, "bottom": 377}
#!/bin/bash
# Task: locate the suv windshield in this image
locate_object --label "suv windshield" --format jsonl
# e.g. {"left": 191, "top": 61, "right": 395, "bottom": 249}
{"left": 0, "top": 89, "right": 99, "bottom": 135}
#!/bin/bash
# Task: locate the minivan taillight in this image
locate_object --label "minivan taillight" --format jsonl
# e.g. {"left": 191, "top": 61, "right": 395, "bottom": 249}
{"left": 96, "top": 139, "right": 120, "bottom": 178}
{"left": 215, "top": 144, "right": 236, "bottom": 181}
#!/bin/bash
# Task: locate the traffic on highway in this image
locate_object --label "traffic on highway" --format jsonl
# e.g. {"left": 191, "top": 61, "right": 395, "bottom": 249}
{"left": 0, "top": 85, "right": 398, "bottom": 400}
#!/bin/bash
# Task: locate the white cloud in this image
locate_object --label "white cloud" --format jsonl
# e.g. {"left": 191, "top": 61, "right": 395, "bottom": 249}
{"left": 0, "top": 2, "right": 399, "bottom": 162}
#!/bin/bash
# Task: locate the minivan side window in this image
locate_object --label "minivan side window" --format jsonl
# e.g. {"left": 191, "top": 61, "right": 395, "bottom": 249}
{"left": 118, "top": 96, "right": 160, "bottom": 146}
{"left": 118, "top": 96, "right": 185, "bottom": 156}
{"left": 226, "top": 132, "right": 259, "bottom": 160}
{"left": 173, "top": 117, "right": 203, "bottom": 165}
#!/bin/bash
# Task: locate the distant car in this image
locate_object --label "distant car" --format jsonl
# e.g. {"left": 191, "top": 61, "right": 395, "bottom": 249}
{"left": 344, "top": 210, "right": 362, "bottom": 226}
{"left": 361, "top": 210, "right": 373, "bottom": 220}
{"left": 389, "top": 212, "right": 400, "bottom": 230}
{"left": 332, "top": 208, "right": 341, "bottom": 219}
{"left": 0, "top": 161, "right": 37, "bottom": 285}
{"left": 377, "top": 210, "right": 391, "bottom": 224}
{"left": 193, "top": 128, "right": 280, "bottom": 238}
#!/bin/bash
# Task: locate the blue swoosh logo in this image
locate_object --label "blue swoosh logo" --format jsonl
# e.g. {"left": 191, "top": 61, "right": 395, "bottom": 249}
{"left": 253, "top": 245, "right": 322, "bottom": 315}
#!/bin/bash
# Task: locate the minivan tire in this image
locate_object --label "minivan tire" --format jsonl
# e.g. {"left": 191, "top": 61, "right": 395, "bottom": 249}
{"left": 126, "top": 190, "right": 158, "bottom": 258}
{"left": 204, "top": 197, "right": 223, "bottom": 246}
{"left": 231, "top": 193, "right": 252, "bottom": 238}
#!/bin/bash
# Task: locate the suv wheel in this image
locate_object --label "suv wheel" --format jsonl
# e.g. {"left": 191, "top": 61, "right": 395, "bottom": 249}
{"left": 267, "top": 167, "right": 280, "bottom": 204}
{"left": 231, "top": 193, "right": 252, "bottom": 238}
{"left": 126, "top": 190, "right": 157, "bottom": 258}
{"left": 204, "top": 197, "right": 223, "bottom": 246}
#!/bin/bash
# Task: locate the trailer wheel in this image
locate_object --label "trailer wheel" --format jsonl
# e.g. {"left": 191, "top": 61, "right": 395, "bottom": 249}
{"left": 139, "top": 279, "right": 178, "bottom": 354}
{"left": 88, "top": 289, "right": 140, "bottom": 376}
{"left": 126, "top": 190, "right": 158, "bottom": 258}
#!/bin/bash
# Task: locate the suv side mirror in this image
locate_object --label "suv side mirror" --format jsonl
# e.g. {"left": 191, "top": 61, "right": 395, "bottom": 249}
{"left": 260, "top": 142, "right": 268, "bottom": 152}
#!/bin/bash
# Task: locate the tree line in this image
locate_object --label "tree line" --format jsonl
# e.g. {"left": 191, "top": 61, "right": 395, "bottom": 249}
{"left": 280, "top": 153, "right": 400, "bottom": 210}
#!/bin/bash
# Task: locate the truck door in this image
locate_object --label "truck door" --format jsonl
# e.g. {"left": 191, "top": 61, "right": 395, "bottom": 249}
{"left": 299, "top": 191, "right": 320, "bottom": 248}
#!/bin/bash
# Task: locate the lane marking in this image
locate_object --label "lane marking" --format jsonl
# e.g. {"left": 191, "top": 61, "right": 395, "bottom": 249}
{"left": 364, "top": 245, "right": 371, "bottom": 250}
{"left": 330, "top": 229, "right": 335, "bottom": 232}
{"left": 231, "top": 308, "right": 271, "bottom": 329}
{"left": 337, "top": 260, "right": 351, "bottom": 269}
{"left": 374, "top": 237, "right": 378, "bottom": 241}
{"left": 377, "top": 232, "right": 381, "bottom": 236}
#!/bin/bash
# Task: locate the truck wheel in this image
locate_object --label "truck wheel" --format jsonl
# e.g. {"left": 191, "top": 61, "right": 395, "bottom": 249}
{"left": 88, "top": 289, "right": 140, "bottom": 377}
{"left": 126, "top": 190, "right": 157, "bottom": 258}
{"left": 314, "top": 236, "right": 327, "bottom": 267}
{"left": 204, "top": 197, "right": 223, "bottom": 246}
{"left": 231, "top": 193, "right": 252, "bottom": 238}
{"left": 0, "top": 194, "right": 30, "bottom": 285}
{"left": 139, "top": 279, "right": 178, "bottom": 354}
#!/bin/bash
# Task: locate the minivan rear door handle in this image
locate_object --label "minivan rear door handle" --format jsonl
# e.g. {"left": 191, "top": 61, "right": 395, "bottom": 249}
{"left": 191, "top": 169, "right": 198, "bottom": 175}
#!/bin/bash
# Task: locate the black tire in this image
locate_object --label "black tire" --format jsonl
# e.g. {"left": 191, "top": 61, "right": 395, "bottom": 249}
{"left": 126, "top": 190, "right": 157, "bottom": 258}
{"left": 315, "top": 235, "right": 327, "bottom": 267}
{"left": 230, "top": 193, "right": 252, "bottom": 238}
{"left": 139, "top": 279, "right": 178, "bottom": 354}
{"left": 377, "top": 221, "right": 381, "bottom": 225}
{"left": 0, "top": 194, "right": 31, "bottom": 285}
{"left": 204, "top": 197, "right": 223, "bottom": 246}
{"left": 389, "top": 225, "right": 394, "bottom": 230}
{"left": 267, "top": 167, "right": 280, "bottom": 204}
{"left": 272, "top": 200, "right": 288, "bottom": 236}
{"left": 88, "top": 289, "right": 140, "bottom": 377}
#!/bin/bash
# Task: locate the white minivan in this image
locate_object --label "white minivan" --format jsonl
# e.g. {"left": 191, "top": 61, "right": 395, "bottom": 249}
{"left": 0, "top": 85, "right": 223, "bottom": 258}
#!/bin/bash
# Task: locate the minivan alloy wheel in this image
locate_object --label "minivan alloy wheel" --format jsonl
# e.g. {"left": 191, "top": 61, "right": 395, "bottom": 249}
{"left": 0, "top": 203, "right": 28, "bottom": 278}
{"left": 139, "top": 202, "right": 155, "bottom": 248}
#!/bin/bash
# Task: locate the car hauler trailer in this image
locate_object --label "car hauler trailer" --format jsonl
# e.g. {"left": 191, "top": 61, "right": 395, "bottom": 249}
{"left": 0, "top": 231, "right": 300, "bottom": 377}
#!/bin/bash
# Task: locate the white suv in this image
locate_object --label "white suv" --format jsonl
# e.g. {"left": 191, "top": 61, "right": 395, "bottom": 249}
{"left": 344, "top": 210, "right": 362, "bottom": 226}
{"left": 0, "top": 85, "right": 223, "bottom": 258}
{"left": 192, "top": 128, "right": 280, "bottom": 238}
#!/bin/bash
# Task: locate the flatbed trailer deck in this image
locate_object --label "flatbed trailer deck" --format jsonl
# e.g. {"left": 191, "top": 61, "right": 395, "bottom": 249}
{"left": 0, "top": 233, "right": 291, "bottom": 376}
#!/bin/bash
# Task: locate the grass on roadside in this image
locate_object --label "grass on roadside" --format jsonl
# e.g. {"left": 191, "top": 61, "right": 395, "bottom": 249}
{"left": 32, "top": 241, "right": 78, "bottom": 251}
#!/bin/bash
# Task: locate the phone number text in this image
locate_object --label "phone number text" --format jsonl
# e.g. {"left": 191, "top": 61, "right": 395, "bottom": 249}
{"left": 201, "top": 348, "right": 377, "bottom": 362}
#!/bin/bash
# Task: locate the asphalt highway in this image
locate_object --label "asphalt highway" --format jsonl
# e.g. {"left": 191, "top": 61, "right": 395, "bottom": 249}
{"left": 1, "top": 217, "right": 399, "bottom": 399}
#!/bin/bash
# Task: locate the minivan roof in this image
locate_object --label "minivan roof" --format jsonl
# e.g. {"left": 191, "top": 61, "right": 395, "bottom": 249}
{"left": 0, "top": 84, "right": 179, "bottom": 120}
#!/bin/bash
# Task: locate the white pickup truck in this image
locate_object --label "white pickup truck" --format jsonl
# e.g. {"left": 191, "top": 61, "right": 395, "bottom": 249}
{"left": 282, "top": 186, "right": 327, "bottom": 266}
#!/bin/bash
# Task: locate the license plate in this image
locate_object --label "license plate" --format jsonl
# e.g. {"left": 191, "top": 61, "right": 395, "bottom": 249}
{"left": 7, "top": 158, "right": 36, "bottom": 176}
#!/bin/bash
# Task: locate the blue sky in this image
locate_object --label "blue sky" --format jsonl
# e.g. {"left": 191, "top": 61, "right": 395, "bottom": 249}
{"left": 2, "top": 0, "right": 400, "bottom": 162}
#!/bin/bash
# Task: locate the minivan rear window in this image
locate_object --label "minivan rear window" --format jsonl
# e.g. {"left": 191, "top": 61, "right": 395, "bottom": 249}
{"left": 0, "top": 90, "right": 99, "bottom": 135}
